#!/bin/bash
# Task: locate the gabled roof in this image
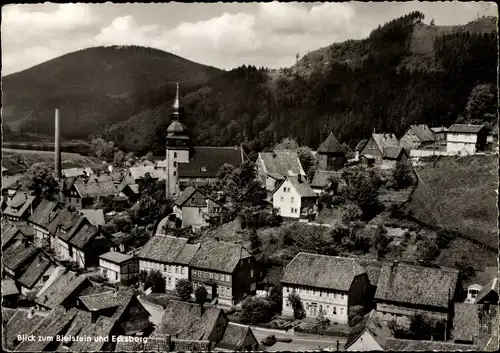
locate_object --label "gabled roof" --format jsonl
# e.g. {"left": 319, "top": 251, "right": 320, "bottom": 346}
{"left": 79, "top": 208, "right": 105, "bottom": 226}
{"left": 282, "top": 253, "right": 366, "bottom": 291}
{"left": 371, "top": 133, "right": 400, "bottom": 154}
{"left": 70, "top": 315, "right": 116, "bottom": 352}
{"left": 344, "top": 310, "right": 391, "bottom": 349}
{"left": 189, "top": 241, "right": 251, "bottom": 273}
{"left": 406, "top": 124, "right": 436, "bottom": 142}
{"left": 310, "top": 170, "right": 341, "bottom": 189}
{"left": 56, "top": 216, "right": 99, "bottom": 249}
{"left": 3, "top": 309, "right": 46, "bottom": 350}
{"left": 3, "top": 243, "right": 39, "bottom": 272}
{"left": 375, "top": 262, "right": 459, "bottom": 308}
{"left": 453, "top": 303, "right": 481, "bottom": 342}
{"left": 78, "top": 289, "right": 133, "bottom": 312}
{"left": 178, "top": 146, "right": 244, "bottom": 178}
{"left": 73, "top": 180, "right": 120, "bottom": 198}
{"left": 217, "top": 322, "right": 257, "bottom": 351}
{"left": 382, "top": 146, "right": 407, "bottom": 160}
{"left": 317, "top": 132, "right": 344, "bottom": 154}
{"left": 17, "top": 252, "right": 53, "bottom": 289}
{"left": 99, "top": 251, "right": 134, "bottom": 264}
{"left": 175, "top": 186, "right": 197, "bottom": 207}
{"left": 46, "top": 210, "right": 77, "bottom": 235}
{"left": 1, "top": 222, "right": 23, "bottom": 248}
{"left": 448, "top": 124, "right": 486, "bottom": 133}
{"left": 28, "top": 199, "right": 59, "bottom": 229}
{"left": 139, "top": 234, "right": 198, "bottom": 265}
{"left": 34, "top": 271, "right": 92, "bottom": 310}
{"left": 258, "top": 150, "right": 305, "bottom": 178}
{"left": 475, "top": 277, "right": 499, "bottom": 304}
{"left": 14, "top": 307, "right": 79, "bottom": 352}
{"left": 431, "top": 126, "right": 449, "bottom": 133}
{"left": 3, "top": 193, "right": 36, "bottom": 218}
{"left": 2, "top": 278, "right": 19, "bottom": 296}
{"left": 152, "top": 300, "right": 224, "bottom": 340}
{"left": 273, "top": 176, "right": 317, "bottom": 198}
{"left": 354, "top": 139, "right": 368, "bottom": 152}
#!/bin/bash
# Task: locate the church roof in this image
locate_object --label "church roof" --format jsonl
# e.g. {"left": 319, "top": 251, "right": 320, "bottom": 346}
{"left": 317, "top": 132, "right": 344, "bottom": 154}
{"left": 177, "top": 147, "right": 244, "bottom": 178}
{"left": 167, "top": 121, "right": 188, "bottom": 135}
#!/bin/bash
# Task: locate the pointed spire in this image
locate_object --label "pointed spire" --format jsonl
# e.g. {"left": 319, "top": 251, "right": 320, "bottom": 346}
{"left": 172, "top": 82, "right": 182, "bottom": 120}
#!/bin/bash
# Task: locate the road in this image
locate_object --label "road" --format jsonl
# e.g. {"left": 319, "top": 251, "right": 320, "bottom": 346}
{"left": 250, "top": 326, "right": 346, "bottom": 351}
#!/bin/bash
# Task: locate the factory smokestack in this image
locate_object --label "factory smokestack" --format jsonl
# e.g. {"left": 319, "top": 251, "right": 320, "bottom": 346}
{"left": 55, "top": 109, "right": 61, "bottom": 180}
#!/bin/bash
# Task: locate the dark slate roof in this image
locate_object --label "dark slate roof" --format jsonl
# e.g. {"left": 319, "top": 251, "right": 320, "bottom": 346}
{"left": 99, "top": 251, "right": 134, "bottom": 264}
{"left": 2, "top": 307, "right": 17, "bottom": 323}
{"left": 375, "top": 262, "right": 459, "bottom": 308}
{"left": 317, "top": 132, "right": 344, "bottom": 154}
{"left": 372, "top": 133, "right": 400, "bottom": 153}
{"left": 453, "top": 303, "right": 481, "bottom": 342}
{"left": 14, "top": 307, "right": 79, "bottom": 352}
{"left": 1, "top": 222, "right": 22, "bottom": 248}
{"left": 79, "top": 208, "right": 105, "bottom": 226}
{"left": 46, "top": 210, "right": 77, "bottom": 235}
{"left": 74, "top": 180, "right": 120, "bottom": 198}
{"left": 152, "top": 300, "right": 223, "bottom": 340}
{"left": 35, "top": 271, "right": 91, "bottom": 309}
{"left": 431, "top": 126, "right": 449, "bottom": 133}
{"left": 358, "top": 259, "right": 383, "bottom": 287}
{"left": 407, "top": 124, "right": 436, "bottom": 142}
{"left": 345, "top": 310, "right": 391, "bottom": 349}
{"left": 57, "top": 216, "right": 99, "bottom": 249}
{"left": 4, "top": 309, "right": 46, "bottom": 349}
{"left": 383, "top": 338, "right": 478, "bottom": 351}
{"left": 218, "top": 323, "right": 256, "bottom": 351}
{"left": 310, "top": 170, "right": 341, "bottom": 188}
{"left": 129, "top": 166, "right": 166, "bottom": 180}
{"left": 189, "top": 241, "right": 251, "bottom": 273}
{"left": 78, "top": 289, "right": 133, "bottom": 312}
{"left": 382, "top": 146, "right": 406, "bottom": 160}
{"left": 2, "top": 278, "right": 19, "bottom": 296}
{"left": 355, "top": 139, "right": 368, "bottom": 152}
{"left": 3, "top": 193, "right": 36, "bottom": 218}
{"left": 139, "top": 234, "right": 199, "bottom": 265}
{"left": 28, "top": 199, "right": 59, "bottom": 228}
{"left": 115, "top": 336, "right": 170, "bottom": 351}
{"left": 3, "top": 243, "right": 39, "bottom": 272}
{"left": 282, "top": 253, "right": 366, "bottom": 291}
{"left": 475, "top": 277, "right": 498, "bottom": 304}
{"left": 259, "top": 150, "right": 305, "bottom": 177}
{"left": 17, "top": 252, "right": 53, "bottom": 289}
{"left": 263, "top": 266, "right": 284, "bottom": 286}
{"left": 448, "top": 124, "right": 486, "bottom": 133}
{"left": 286, "top": 176, "right": 317, "bottom": 197}
{"left": 174, "top": 186, "right": 198, "bottom": 207}
{"left": 178, "top": 146, "right": 244, "bottom": 178}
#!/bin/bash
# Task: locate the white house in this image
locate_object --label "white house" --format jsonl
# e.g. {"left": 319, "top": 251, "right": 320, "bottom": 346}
{"left": 138, "top": 234, "right": 200, "bottom": 292}
{"left": 446, "top": 124, "right": 489, "bottom": 155}
{"left": 465, "top": 284, "right": 483, "bottom": 304}
{"left": 99, "top": 251, "right": 138, "bottom": 283}
{"left": 173, "top": 187, "right": 223, "bottom": 229}
{"left": 257, "top": 150, "right": 306, "bottom": 192}
{"left": 344, "top": 310, "right": 392, "bottom": 351}
{"left": 281, "top": 253, "right": 370, "bottom": 324}
{"left": 272, "top": 175, "right": 318, "bottom": 220}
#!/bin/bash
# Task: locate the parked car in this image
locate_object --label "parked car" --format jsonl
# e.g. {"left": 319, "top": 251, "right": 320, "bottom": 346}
{"left": 261, "top": 335, "right": 277, "bottom": 346}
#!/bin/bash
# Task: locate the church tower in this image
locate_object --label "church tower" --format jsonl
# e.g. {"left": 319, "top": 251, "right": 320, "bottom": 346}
{"left": 166, "top": 82, "right": 191, "bottom": 199}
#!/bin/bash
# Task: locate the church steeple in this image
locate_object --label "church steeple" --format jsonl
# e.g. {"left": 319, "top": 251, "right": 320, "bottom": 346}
{"left": 171, "top": 82, "right": 184, "bottom": 121}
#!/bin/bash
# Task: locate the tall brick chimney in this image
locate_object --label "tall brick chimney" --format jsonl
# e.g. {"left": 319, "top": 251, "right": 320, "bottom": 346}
{"left": 55, "top": 109, "right": 61, "bottom": 181}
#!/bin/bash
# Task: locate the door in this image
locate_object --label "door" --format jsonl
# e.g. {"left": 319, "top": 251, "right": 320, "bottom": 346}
{"left": 311, "top": 303, "right": 318, "bottom": 316}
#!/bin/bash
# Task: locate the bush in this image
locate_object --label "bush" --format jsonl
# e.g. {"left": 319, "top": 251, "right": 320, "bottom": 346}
{"left": 195, "top": 286, "right": 208, "bottom": 304}
{"left": 144, "top": 270, "right": 166, "bottom": 293}
{"left": 435, "top": 229, "right": 458, "bottom": 249}
{"left": 314, "top": 309, "right": 331, "bottom": 334}
{"left": 269, "top": 284, "right": 283, "bottom": 314}
{"left": 454, "top": 257, "right": 476, "bottom": 281}
{"left": 348, "top": 306, "right": 365, "bottom": 327}
{"left": 288, "top": 292, "right": 306, "bottom": 319}
{"left": 341, "top": 203, "right": 363, "bottom": 224}
{"left": 175, "top": 279, "right": 193, "bottom": 301}
{"left": 240, "top": 296, "right": 274, "bottom": 324}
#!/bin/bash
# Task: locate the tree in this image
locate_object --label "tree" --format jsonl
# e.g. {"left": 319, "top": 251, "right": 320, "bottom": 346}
{"left": 138, "top": 270, "right": 148, "bottom": 284}
{"left": 26, "top": 163, "right": 59, "bottom": 200}
{"left": 341, "top": 202, "right": 363, "bottom": 224}
{"left": 297, "top": 146, "right": 317, "bottom": 180}
{"left": 195, "top": 286, "right": 208, "bottom": 305}
{"left": 430, "top": 18, "right": 435, "bottom": 25}
{"left": 113, "top": 150, "right": 126, "bottom": 167}
{"left": 142, "top": 151, "right": 154, "bottom": 162}
{"left": 465, "top": 84, "right": 497, "bottom": 126}
{"left": 341, "top": 166, "right": 382, "bottom": 219}
{"left": 314, "top": 309, "right": 330, "bottom": 334}
{"left": 249, "top": 230, "right": 262, "bottom": 254}
{"left": 288, "top": 292, "right": 306, "bottom": 319}
{"left": 175, "top": 279, "right": 193, "bottom": 301}
{"left": 91, "top": 138, "right": 114, "bottom": 161}
{"left": 454, "top": 257, "right": 476, "bottom": 281}
{"left": 240, "top": 296, "right": 274, "bottom": 324}
{"left": 268, "top": 284, "right": 283, "bottom": 314}
{"left": 348, "top": 306, "right": 365, "bottom": 327}
{"left": 373, "top": 226, "right": 392, "bottom": 258}
{"left": 275, "top": 137, "right": 299, "bottom": 150}
{"left": 393, "top": 161, "right": 413, "bottom": 189}
{"left": 144, "top": 270, "right": 166, "bottom": 293}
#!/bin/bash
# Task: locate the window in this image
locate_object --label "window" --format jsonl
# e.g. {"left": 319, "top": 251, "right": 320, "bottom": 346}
{"left": 306, "top": 303, "right": 310, "bottom": 310}
{"left": 285, "top": 300, "right": 290, "bottom": 307}
{"left": 201, "top": 167, "right": 207, "bottom": 172}
{"left": 115, "top": 272, "right": 118, "bottom": 280}
{"left": 334, "top": 293, "right": 337, "bottom": 299}
{"left": 173, "top": 171, "right": 177, "bottom": 176}
{"left": 163, "top": 265, "right": 167, "bottom": 271}
{"left": 280, "top": 196, "right": 284, "bottom": 202}
{"left": 291, "top": 197, "right": 295, "bottom": 203}
{"left": 175, "top": 266, "right": 179, "bottom": 274}
{"left": 167, "top": 277, "right": 172, "bottom": 286}
{"left": 173, "top": 161, "right": 177, "bottom": 167}
{"left": 42, "top": 275, "right": 50, "bottom": 282}
{"left": 251, "top": 283, "right": 256, "bottom": 291}
{"left": 181, "top": 267, "right": 185, "bottom": 275}
{"left": 291, "top": 208, "right": 294, "bottom": 213}
{"left": 340, "top": 293, "right": 344, "bottom": 300}
{"left": 250, "top": 269, "right": 254, "bottom": 278}
{"left": 340, "top": 308, "right": 345, "bottom": 315}
{"left": 210, "top": 272, "right": 214, "bottom": 279}
{"left": 174, "top": 152, "right": 177, "bottom": 158}
{"left": 333, "top": 307, "right": 337, "bottom": 315}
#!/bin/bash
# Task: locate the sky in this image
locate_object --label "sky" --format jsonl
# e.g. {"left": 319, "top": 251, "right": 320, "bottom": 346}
{"left": 1, "top": 1, "right": 497, "bottom": 75}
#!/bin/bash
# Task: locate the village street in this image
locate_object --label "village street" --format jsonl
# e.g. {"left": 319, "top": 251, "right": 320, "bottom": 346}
{"left": 250, "top": 325, "right": 346, "bottom": 351}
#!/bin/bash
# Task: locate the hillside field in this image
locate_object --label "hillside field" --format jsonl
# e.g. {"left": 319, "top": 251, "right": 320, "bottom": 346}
{"left": 408, "top": 155, "right": 498, "bottom": 250}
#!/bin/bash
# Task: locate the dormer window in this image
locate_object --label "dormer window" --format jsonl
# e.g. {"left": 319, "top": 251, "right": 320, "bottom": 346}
{"left": 174, "top": 152, "right": 177, "bottom": 158}
{"left": 201, "top": 167, "right": 207, "bottom": 172}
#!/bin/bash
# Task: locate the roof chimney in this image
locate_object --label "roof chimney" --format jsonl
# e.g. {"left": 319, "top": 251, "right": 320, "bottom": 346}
{"left": 27, "top": 307, "right": 34, "bottom": 319}
{"left": 297, "top": 174, "right": 302, "bottom": 183}
{"left": 55, "top": 109, "right": 61, "bottom": 181}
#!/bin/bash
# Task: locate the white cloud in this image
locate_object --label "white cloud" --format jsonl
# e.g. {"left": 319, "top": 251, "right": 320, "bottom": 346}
{"left": 2, "top": 4, "right": 98, "bottom": 36}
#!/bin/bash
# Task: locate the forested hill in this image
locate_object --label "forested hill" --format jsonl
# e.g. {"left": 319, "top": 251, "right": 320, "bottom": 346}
{"left": 102, "top": 13, "right": 497, "bottom": 155}
{"left": 2, "top": 46, "right": 223, "bottom": 139}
